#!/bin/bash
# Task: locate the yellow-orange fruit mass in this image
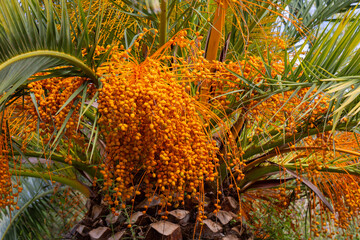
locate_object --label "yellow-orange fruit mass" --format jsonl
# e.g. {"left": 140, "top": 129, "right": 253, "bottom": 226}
{"left": 97, "top": 56, "right": 220, "bottom": 208}
{"left": 0, "top": 141, "right": 14, "bottom": 208}
{"left": 0, "top": 128, "right": 17, "bottom": 208}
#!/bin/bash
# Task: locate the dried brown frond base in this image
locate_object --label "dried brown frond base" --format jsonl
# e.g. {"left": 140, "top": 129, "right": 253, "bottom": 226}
{"left": 64, "top": 192, "right": 254, "bottom": 240}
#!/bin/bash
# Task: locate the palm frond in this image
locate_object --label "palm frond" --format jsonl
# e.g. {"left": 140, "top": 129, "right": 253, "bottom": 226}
{"left": 284, "top": 0, "right": 359, "bottom": 43}
{"left": 0, "top": 0, "right": 100, "bottom": 106}
{"left": 0, "top": 177, "right": 85, "bottom": 240}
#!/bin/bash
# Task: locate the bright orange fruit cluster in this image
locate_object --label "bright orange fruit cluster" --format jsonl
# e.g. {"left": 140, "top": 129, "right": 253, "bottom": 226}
{"left": 97, "top": 55, "right": 220, "bottom": 214}
{"left": 0, "top": 113, "right": 21, "bottom": 210}
{"left": 0, "top": 135, "right": 15, "bottom": 208}
{"left": 247, "top": 88, "right": 331, "bottom": 137}
{"left": 25, "top": 76, "right": 96, "bottom": 162}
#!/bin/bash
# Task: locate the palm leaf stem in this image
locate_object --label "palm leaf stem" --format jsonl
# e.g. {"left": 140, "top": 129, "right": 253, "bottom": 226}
{"left": 12, "top": 151, "right": 98, "bottom": 178}
{"left": 244, "top": 146, "right": 360, "bottom": 171}
{"left": 242, "top": 121, "right": 358, "bottom": 161}
{"left": 159, "top": 0, "right": 168, "bottom": 46}
{"left": 0, "top": 51, "right": 99, "bottom": 87}
{"left": 240, "top": 164, "right": 360, "bottom": 188}
{"left": 10, "top": 169, "right": 91, "bottom": 197}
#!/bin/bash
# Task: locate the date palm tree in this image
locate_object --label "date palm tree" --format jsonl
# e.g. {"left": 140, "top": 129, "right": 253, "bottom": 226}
{"left": 1, "top": 0, "right": 360, "bottom": 239}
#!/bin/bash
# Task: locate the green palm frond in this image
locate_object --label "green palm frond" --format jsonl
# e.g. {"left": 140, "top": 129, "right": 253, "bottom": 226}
{"left": 285, "top": 0, "right": 359, "bottom": 43}
{"left": 0, "top": 0, "right": 101, "bottom": 107}
{"left": 223, "top": 7, "right": 360, "bottom": 194}
{"left": 228, "top": 8, "right": 360, "bottom": 143}
{"left": 288, "top": 10, "right": 360, "bottom": 128}
{"left": 0, "top": 177, "right": 85, "bottom": 240}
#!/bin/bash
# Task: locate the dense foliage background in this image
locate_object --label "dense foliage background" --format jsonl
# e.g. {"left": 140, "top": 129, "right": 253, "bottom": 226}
{"left": 1, "top": 0, "right": 360, "bottom": 239}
